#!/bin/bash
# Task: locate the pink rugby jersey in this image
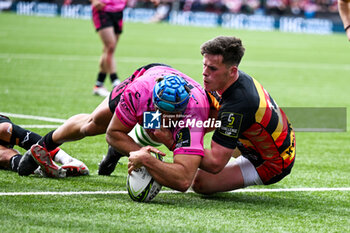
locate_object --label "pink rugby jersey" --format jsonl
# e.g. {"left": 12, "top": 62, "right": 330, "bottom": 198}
{"left": 93, "top": 0, "right": 126, "bottom": 12}
{"left": 114, "top": 65, "right": 210, "bottom": 157}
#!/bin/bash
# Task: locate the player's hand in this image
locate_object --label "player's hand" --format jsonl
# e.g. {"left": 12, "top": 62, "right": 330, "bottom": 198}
{"left": 128, "top": 146, "right": 165, "bottom": 174}
{"left": 91, "top": 0, "right": 105, "bottom": 10}
{"left": 142, "top": 145, "right": 166, "bottom": 157}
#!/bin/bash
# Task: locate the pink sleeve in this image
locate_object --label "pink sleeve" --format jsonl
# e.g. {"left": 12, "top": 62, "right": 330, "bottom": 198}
{"left": 115, "top": 89, "right": 138, "bottom": 128}
{"left": 173, "top": 128, "right": 205, "bottom": 157}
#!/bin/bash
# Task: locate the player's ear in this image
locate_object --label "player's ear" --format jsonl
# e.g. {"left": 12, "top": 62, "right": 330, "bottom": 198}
{"left": 228, "top": 65, "right": 237, "bottom": 77}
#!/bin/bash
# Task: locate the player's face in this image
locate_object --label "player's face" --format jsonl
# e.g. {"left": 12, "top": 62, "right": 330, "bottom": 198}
{"left": 202, "top": 54, "right": 234, "bottom": 94}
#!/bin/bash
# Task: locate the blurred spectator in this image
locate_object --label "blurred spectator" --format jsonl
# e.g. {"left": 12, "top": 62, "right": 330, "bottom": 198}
{"left": 150, "top": 0, "right": 172, "bottom": 22}
{"left": 290, "top": 0, "right": 303, "bottom": 15}
{"left": 300, "top": 0, "right": 319, "bottom": 18}
{"left": 223, "top": 0, "right": 243, "bottom": 13}
{"left": 183, "top": 0, "right": 227, "bottom": 13}
{"left": 265, "top": 0, "right": 289, "bottom": 15}
{"left": 241, "top": 0, "right": 261, "bottom": 14}
{"left": 63, "top": 0, "right": 72, "bottom": 5}
{"left": 316, "top": 0, "right": 338, "bottom": 13}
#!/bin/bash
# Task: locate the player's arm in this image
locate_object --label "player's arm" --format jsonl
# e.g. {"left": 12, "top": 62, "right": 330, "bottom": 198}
{"left": 199, "top": 140, "right": 234, "bottom": 174}
{"left": 128, "top": 146, "right": 201, "bottom": 192}
{"left": 90, "top": 0, "right": 105, "bottom": 10}
{"left": 106, "top": 86, "right": 154, "bottom": 156}
{"left": 106, "top": 114, "right": 141, "bottom": 156}
{"left": 200, "top": 103, "right": 247, "bottom": 174}
{"left": 338, "top": 0, "right": 350, "bottom": 41}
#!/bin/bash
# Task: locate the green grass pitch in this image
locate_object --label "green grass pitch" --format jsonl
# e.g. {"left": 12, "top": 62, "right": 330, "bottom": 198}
{"left": 0, "top": 12, "right": 349, "bottom": 232}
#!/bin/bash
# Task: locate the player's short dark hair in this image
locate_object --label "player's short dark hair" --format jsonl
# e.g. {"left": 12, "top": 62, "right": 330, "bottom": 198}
{"left": 200, "top": 36, "right": 245, "bottom": 66}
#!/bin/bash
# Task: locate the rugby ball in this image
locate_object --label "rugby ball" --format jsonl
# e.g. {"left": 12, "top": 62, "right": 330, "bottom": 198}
{"left": 126, "top": 152, "right": 163, "bottom": 202}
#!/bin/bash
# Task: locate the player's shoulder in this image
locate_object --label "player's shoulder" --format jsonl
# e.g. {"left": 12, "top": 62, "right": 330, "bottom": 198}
{"left": 223, "top": 71, "right": 254, "bottom": 99}
{"left": 221, "top": 71, "right": 260, "bottom": 111}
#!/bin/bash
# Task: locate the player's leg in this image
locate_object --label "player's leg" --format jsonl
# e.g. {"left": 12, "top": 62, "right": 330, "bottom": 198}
{"left": 109, "top": 12, "right": 123, "bottom": 88}
{"left": 29, "top": 145, "right": 89, "bottom": 178}
{"left": 99, "top": 27, "right": 117, "bottom": 75}
{"left": 0, "top": 119, "right": 41, "bottom": 150}
{"left": 0, "top": 118, "right": 42, "bottom": 175}
{"left": 19, "top": 98, "right": 111, "bottom": 175}
{"left": 50, "top": 147, "right": 89, "bottom": 176}
{"left": 192, "top": 156, "right": 263, "bottom": 194}
{"left": 93, "top": 27, "right": 117, "bottom": 97}
{"left": 192, "top": 160, "right": 245, "bottom": 194}
{"left": 38, "top": 96, "right": 112, "bottom": 151}
{"left": 0, "top": 145, "right": 22, "bottom": 172}
{"left": 109, "top": 32, "right": 121, "bottom": 88}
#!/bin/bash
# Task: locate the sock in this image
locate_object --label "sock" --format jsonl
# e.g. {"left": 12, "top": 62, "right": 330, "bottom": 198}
{"left": 37, "top": 130, "right": 61, "bottom": 151}
{"left": 10, "top": 124, "right": 42, "bottom": 150}
{"left": 110, "top": 73, "right": 118, "bottom": 82}
{"left": 10, "top": 154, "right": 22, "bottom": 172}
{"left": 53, "top": 149, "right": 74, "bottom": 165}
{"left": 96, "top": 72, "right": 107, "bottom": 87}
{"left": 110, "top": 73, "right": 121, "bottom": 87}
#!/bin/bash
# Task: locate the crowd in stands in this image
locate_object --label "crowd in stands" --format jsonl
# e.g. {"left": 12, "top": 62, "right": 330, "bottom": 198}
{"left": 9, "top": 0, "right": 339, "bottom": 19}
{"left": 129, "top": 0, "right": 339, "bottom": 19}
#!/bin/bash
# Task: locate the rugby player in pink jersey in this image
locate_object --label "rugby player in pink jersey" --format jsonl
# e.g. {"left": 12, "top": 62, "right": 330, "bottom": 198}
{"left": 91, "top": 0, "right": 126, "bottom": 96}
{"left": 18, "top": 64, "right": 212, "bottom": 191}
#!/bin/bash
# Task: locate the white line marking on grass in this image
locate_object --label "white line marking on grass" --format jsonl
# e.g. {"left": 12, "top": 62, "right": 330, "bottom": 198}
{"left": 19, "top": 125, "right": 61, "bottom": 129}
{"left": 0, "top": 112, "right": 66, "bottom": 123}
{"left": 1, "top": 53, "right": 350, "bottom": 70}
{"left": 0, "top": 188, "right": 349, "bottom": 196}
{"left": 294, "top": 128, "right": 345, "bottom": 132}
{"left": 230, "top": 187, "right": 350, "bottom": 192}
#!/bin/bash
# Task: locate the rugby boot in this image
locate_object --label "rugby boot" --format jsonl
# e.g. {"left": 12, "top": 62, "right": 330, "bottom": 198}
{"left": 98, "top": 146, "right": 124, "bottom": 176}
{"left": 93, "top": 85, "right": 109, "bottom": 97}
{"left": 30, "top": 144, "right": 66, "bottom": 178}
{"left": 18, "top": 149, "right": 39, "bottom": 176}
{"left": 62, "top": 159, "right": 89, "bottom": 176}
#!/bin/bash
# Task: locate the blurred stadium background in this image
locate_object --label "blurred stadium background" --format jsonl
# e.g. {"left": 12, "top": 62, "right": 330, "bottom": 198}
{"left": 0, "top": 0, "right": 346, "bottom": 33}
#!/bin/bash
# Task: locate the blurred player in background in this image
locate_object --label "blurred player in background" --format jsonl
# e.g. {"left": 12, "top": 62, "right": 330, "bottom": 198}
{"left": 338, "top": 0, "right": 350, "bottom": 41}
{"left": 0, "top": 115, "right": 89, "bottom": 177}
{"left": 91, "top": 0, "right": 126, "bottom": 97}
{"left": 190, "top": 36, "right": 296, "bottom": 194}
{"left": 19, "top": 64, "right": 214, "bottom": 192}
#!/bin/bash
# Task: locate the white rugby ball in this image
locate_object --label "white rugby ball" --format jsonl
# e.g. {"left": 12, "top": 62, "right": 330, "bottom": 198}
{"left": 126, "top": 152, "right": 163, "bottom": 202}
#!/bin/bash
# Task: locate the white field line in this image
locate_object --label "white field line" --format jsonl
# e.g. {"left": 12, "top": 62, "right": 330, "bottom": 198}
{"left": 0, "top": 187, "right": 349, "bottom": 196}
{"left": 0, "top": 112, "right": 66, "bottom": 123}
{"left": 294, "top": 128, "right": 346, "bottom": 132}
{"left": 18, "top": 125, "right": 61, "bottom": 129}
{"left": 1, "top": 53, "right": 350, "bottom": 70}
